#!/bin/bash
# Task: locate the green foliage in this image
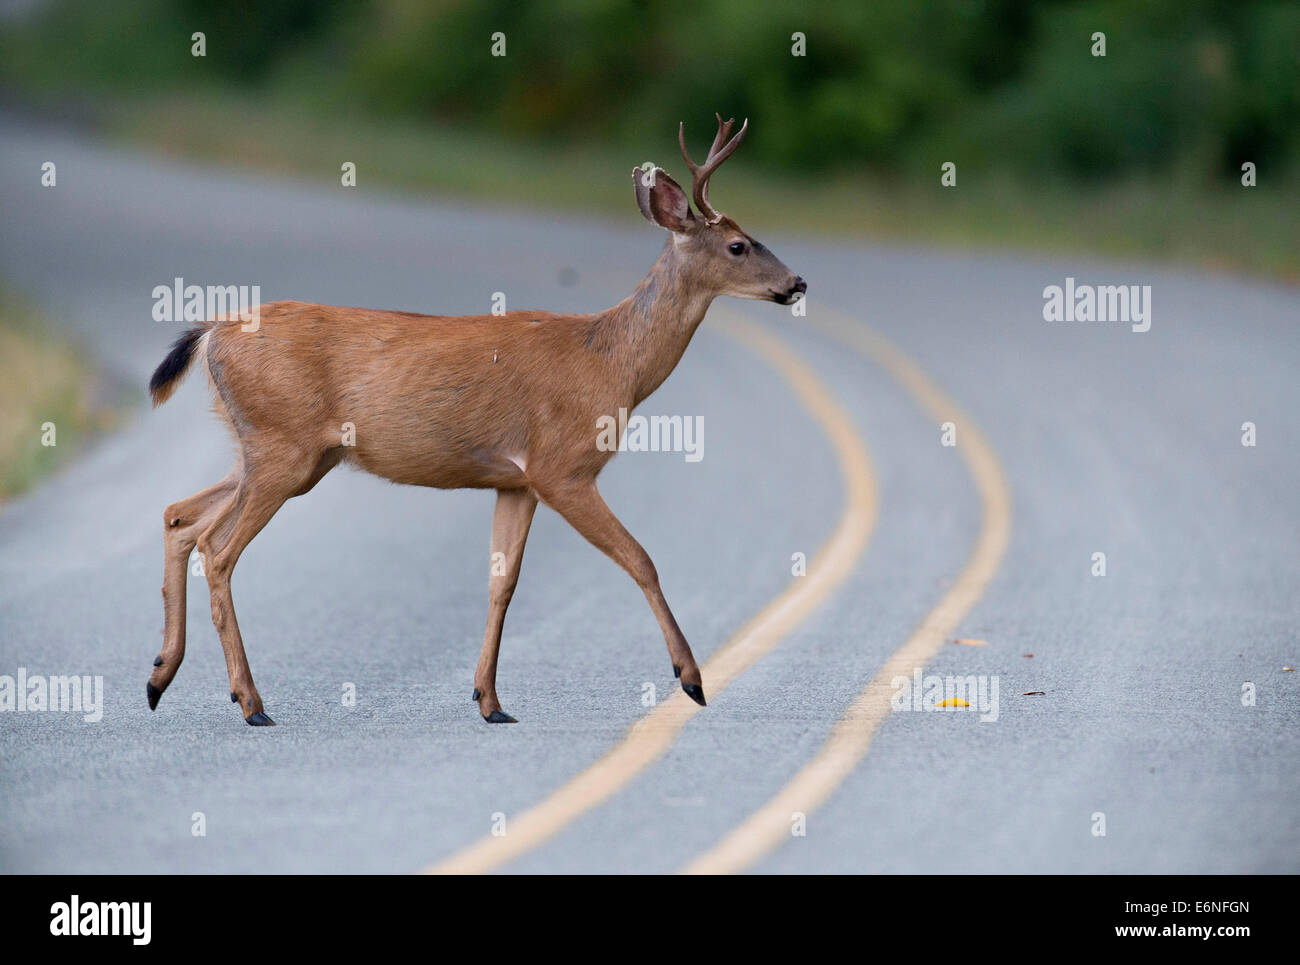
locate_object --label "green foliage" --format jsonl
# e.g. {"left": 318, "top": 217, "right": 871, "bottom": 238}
{"left": 1, "top": 0, "right": 1296, "bottom": 182}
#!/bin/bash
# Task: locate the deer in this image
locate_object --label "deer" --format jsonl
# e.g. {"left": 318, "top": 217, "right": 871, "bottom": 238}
{"left": 145, "top": 114, "right": 806, "bottom": 726}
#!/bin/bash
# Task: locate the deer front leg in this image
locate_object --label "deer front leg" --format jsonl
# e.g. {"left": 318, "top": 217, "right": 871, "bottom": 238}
{"left": 473, "top": 487, "right": 538, "bottom": 723}
{"left": 196, "top": 453, "right": 317, "bottom": 726}
{"left": 536, "top": 481, "right": 705, "bottom": 706}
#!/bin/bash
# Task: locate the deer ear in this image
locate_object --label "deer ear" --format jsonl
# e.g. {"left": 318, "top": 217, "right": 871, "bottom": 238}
{"left": 633, "top": 167, "right": 693, "bottom": 232}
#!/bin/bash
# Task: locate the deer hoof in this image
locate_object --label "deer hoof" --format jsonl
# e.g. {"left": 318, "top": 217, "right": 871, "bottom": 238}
{"left": 682, "top": 682, "right": 707, "bottom": 706}
{"left": 245, "top": 711, "right": 276, "bottom": 726}
{"left": 146, "top": 682, "right": 162, "bottom": 710}
{"left": 484, "top": 709, "right": 517, "bottom": 724}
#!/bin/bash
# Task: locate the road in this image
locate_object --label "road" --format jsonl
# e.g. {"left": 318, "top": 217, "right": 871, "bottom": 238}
{"left": 0, "top": 115, "right": 1296, "bottom": 874}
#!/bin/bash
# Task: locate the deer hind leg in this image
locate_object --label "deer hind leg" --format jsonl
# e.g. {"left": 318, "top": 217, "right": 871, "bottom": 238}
{"left": 197, "top": 446, "right": 326, "bottom": 726}
{"left": 537, "top": 481, "right": 705, "bottom": 706}
{"left": 473, "top": 487, "right": 538, "bottom": 723}
{"left": 147, "top": 470, "right": 239, "bottom": 711}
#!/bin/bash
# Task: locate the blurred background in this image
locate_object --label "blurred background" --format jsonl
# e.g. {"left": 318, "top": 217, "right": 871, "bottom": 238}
{"left": 1, "top": 0, "right": 1296, "bottom": 274}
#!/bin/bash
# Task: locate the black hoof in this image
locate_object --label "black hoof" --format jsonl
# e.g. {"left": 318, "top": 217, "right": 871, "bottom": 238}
{"left": 472, "top": 688, "right": 481, "bottom": 702}
{"left": 673, "top": 664, "right": 682, "bottom": 679}
{"left": 484, "top": 710, "right": 517, "bottom": 724}
{"left": 245, "top": 711, "right": 276, "bottom": 726}
{"left": 153, "top": 656, "right": 163, "bottom": 667}
{"left": 146, "top": 682, "right": 162, "bottom": 710}
{"left": 230, "top": 691, "right": 239, "bottom": 703}
{"left": 682, "top": 682, "right": 707, "bottom": 706}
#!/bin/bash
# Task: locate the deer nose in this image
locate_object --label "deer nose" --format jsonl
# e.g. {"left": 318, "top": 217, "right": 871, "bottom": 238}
{"left": 791, "top": 277, "right": 807, "bottom": 295}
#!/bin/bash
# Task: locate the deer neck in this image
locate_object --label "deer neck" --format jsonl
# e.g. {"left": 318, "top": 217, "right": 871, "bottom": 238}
{"left": 594, "top": 239, "right": 715, "bottom": 407}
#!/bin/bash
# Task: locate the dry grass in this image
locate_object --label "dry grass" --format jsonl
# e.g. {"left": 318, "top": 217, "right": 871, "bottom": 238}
{"left": 0, "top": 291, "right": 119, "bottom": 500}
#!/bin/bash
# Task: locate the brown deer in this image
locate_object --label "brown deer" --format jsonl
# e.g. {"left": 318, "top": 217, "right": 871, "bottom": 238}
{"left": 146, "top": 114, "right": 805, "bottom": 726}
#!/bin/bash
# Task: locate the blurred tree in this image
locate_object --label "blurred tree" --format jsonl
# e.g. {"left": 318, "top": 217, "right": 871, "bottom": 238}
{"left": 1, "top": 0, "right": 1295, "bottom": 182}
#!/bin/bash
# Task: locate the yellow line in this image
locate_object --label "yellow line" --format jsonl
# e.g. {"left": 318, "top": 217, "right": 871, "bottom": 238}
{"left": 681, "top": 304, "right": 1012, "bottom": 874}
{"left": 424, "top": 308, "right": 878, "bottom": 874}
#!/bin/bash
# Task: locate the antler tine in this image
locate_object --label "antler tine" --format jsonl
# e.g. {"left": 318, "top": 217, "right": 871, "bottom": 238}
{"left": 677, "top": 120, "right": 713, "bottom": 221}
{"left": 677, "top": 114, "right": 749, "bottom": 223}
{"left": 677, "top": 120, "right": 701, "bottom": 175}
{"left": 706, "top": 112, "right": 735, "bottom": 163}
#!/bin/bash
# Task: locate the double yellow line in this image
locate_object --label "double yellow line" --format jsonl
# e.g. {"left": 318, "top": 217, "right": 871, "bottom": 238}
{"left": 681, "top": 306, "right": 1011, "bottom": 873}
{"left": 426, "top": 302, "right": 1009, "bottom": 875}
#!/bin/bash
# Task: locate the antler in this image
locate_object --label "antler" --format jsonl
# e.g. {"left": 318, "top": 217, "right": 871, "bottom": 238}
{"left": 677, "top": 112, "right": 749, "bottom": 224}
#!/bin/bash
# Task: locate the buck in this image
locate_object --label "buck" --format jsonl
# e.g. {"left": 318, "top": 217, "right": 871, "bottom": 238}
{"left": 146, "top": 114, "right": 806, "bottom": 726}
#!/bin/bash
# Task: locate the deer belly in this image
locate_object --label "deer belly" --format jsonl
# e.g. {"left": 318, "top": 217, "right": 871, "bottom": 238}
{"left": 343, "top": 424, "right": 528, "bottom": 490}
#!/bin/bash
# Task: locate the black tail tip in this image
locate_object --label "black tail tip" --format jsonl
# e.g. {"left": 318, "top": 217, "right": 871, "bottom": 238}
{"left": 149, "top": 326, "right": 204, "bottom": 406}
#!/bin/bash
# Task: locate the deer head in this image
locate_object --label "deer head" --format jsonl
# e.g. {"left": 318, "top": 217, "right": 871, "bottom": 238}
{"left": 633, "top": 114, "right": 806, "bottom": 305}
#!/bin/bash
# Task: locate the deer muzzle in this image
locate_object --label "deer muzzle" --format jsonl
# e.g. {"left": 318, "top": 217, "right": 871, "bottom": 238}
{"left": 773, "top": 276, "right": 807, "bottom": 305}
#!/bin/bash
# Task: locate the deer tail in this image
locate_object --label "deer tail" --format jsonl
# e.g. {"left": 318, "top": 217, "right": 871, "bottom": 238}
{"left": 149, "top": 325, "right": 208, "bottom": 407}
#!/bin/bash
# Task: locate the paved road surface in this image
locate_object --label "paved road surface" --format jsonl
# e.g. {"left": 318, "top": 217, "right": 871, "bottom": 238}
{"left": 0, "top": 115, "right": 1295, "bottom": 873}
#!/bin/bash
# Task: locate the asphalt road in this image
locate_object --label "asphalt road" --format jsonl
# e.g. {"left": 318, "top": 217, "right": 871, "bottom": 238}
{"left": 0, "top": 115, "right": 1296, "bottom": 874}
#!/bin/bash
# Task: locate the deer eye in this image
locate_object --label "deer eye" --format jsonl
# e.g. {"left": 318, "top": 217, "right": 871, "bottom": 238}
{"left": 727, "top": 241, "right": 747, "bottom": 256}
